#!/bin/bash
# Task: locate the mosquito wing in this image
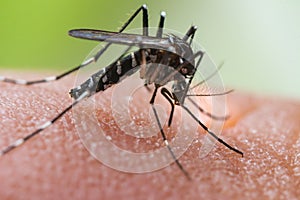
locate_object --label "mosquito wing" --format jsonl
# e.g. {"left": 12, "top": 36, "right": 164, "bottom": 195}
{"left": 69, "top": 29, "right": 175, "bottom": 51}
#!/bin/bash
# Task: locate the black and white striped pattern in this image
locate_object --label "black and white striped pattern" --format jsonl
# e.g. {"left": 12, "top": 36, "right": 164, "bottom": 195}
{"left": 0, "top": 57, "right": 96, "bottom": 86}
{"left": 69, "top": 49, "right": 142, "bottom": 99}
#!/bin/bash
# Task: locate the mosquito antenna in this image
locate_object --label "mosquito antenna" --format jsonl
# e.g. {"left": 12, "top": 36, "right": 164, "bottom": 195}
{"left": 187, "top": 97, "right": 229, "bottom": 120}
{"left": 181, "top": 105, "right": 243, "bottom": 157}
{"left": 187, "top": 89, "right": 234, "bottom": 97}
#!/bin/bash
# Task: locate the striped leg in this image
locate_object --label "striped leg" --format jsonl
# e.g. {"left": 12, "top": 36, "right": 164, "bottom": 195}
{"left": 181, "top": 104, "right": 244, "bottom": 157}
{"left": 183, "top": 25, "right": 197, "bottom": 45}
{"left": 149, "top": 86, "right": 191, "bottom": 180}
{"left": 156, "top": 11, "right": 166, "bottom": 38}
{"left": 0, "top": 5, "right": 149, "bottom": 86}
{"left": 141, "top": 11, "right": 166, "bottom": 85}
{"left": 150, "top": 16, "right": 193, "bottom": 176}
{"left": 160, "top": 87, "right": 244, "bottom": 159}
{"left": 186, "top": 97, "right": 230, "bottom": 120}
{"left": 161, "top": 88, "right": 175, "bottom": 127}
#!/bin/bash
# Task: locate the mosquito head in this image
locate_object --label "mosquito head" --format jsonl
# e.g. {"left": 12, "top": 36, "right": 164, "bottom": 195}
{"left": 166, "top": 34, "right": 194, "bottom": 61}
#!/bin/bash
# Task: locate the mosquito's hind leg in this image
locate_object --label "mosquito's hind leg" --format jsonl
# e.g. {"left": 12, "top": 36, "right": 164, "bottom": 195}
{"left": 187, "top": 97, "right": 229, "bottom": 121}
{"left": 160, "top": 88, "right": 175, "bottom": 127}
{"left": 181, "top": 104, "right": 244, "bottom": 157}
{"left": 186, "top": 89, "right": 236, "bottom": 121}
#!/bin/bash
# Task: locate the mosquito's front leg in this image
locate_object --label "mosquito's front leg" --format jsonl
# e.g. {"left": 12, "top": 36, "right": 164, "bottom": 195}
{"left": 181, "top": 104, "right": 244, "bottom": 157}
{"left": 160, "top": 87, "right": 176, "bottom": 127}
{"left": 149, "top": 85, "right": 191, "bottom": 180}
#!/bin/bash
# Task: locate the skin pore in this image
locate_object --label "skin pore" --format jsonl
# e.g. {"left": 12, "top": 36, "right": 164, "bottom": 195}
{"left": 0, "top": 72, "right": 299, "bottom": 200}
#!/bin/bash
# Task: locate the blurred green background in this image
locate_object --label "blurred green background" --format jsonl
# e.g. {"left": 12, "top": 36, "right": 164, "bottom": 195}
{"left": 0, "top": 0, "right": 299, "bottom": 99}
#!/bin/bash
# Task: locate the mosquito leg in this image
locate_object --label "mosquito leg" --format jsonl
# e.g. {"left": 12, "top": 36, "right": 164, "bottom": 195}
{"left": 139, "top": 48, "right": 147, "bottom": 80}
{"left": 182, "top": 26, "right": 197, "bottom": 44}
{"left": 160, "top": 87, "right": 175, "bottom": 127}
{"left": 0, "top": 90, "right": 90, "bottom": 156}
{"left": 120, "top": 4, "right": 148, "bottom": 35}
{"left": 150, "top": 86, "right": 191, "bottom": 180}
{"left": 0, "top": 57, "right": 95, "bottom": 85}
{"left": 156, "top": 11, "right": 166, "bottom": 38}
{"left": 144, "top": 10, "right": 166, "bottom": 82}
{"left": 92, "top": 4, "right": 148, "bottom": 60}
{"left": 143, "top": 82, "right": 152, "bottom": 92}
{"left": 181, "top": 105, "right": 244, "bottom": 157}
{"left": 0, "top": 5, "right": 149, "bottom": 86}
{"left": 187, "top": 97, "right": 230, "bottom": 121}
{"left": 151, "top": 105, "right": 191, "bottom": 180}
{"left": 186, "top": 89, "right": 234, "bottom": 121}
{"left": 141, "top": 11, "right": 166, "bottom": 85}
{"left": 149, "top": 85, "right": 159, "bottom": 104}
{"left": 142, "top": 5, "right": 149, "bottom": 36}
{"left": 140, "top": 49, "right": 152, "bottom": 92}
{"left": 94, "top": 4, "right": 149, "bottom": 60}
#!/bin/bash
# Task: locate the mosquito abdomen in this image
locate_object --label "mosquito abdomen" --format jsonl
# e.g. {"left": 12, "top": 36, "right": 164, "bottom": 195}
{"left": 69, "top": 51, "right": 142, "bottom": 100}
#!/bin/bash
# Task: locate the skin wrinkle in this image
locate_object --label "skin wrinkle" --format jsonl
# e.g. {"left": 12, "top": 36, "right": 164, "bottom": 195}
{"left": 0, "top": 72, "right": 299, "bottom": 199}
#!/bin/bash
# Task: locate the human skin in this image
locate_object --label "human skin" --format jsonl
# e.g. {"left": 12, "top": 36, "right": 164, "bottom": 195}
{"left": 0, "top": 72, "right": 299, "bottom": 200}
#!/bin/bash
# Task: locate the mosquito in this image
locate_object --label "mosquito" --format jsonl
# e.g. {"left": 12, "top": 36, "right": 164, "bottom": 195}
{"left": 0, "top": 5, "right": 243, "bottom": 180}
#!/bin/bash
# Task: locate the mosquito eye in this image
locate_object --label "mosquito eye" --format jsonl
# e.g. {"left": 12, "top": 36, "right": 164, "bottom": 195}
{"left": 181, "top": 67, "right": 188, "bottom": 74}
